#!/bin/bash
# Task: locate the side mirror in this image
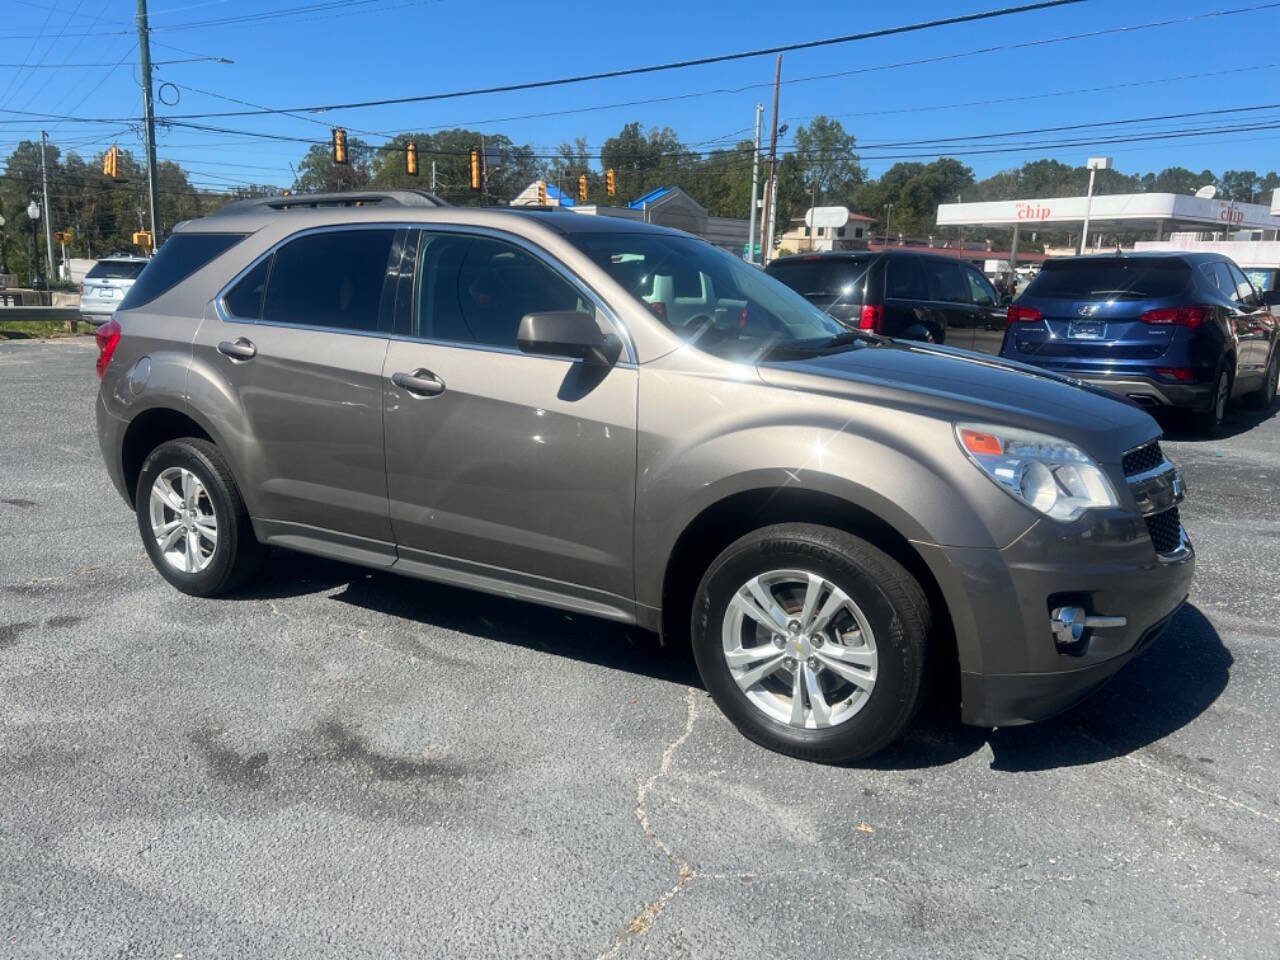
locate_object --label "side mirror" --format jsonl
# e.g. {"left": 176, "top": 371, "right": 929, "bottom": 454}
{"left": 517, "top": 310, "right": 621, "bottom": 366}
{"left": 1262, "top": 290, "right": 1280, "bottom": 309}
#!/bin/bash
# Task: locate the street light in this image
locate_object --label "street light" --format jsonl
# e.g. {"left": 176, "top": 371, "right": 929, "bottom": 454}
{"left": 1078, "top": 156, "right": 1112, "bottom": 255}
{"left": 26, "top": 200, "right": 42, "bottom": 289}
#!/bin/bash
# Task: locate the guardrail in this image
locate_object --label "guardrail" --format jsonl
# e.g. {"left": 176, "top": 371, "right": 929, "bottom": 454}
{"left": 0, "top": 305, "right": 86, "bottom": 332}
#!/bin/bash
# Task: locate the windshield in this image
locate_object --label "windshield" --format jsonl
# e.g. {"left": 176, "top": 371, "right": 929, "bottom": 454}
{"left": 566, "top": 232, "right": 853, "bottom": 360}
{"left": 1026, "top": 258, "right": 1190, "bottom": 300}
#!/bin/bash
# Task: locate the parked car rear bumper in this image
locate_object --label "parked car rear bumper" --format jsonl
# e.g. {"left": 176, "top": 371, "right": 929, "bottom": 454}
{"left": 1074, "top": 373, "right": 1215, "bottom": 412}
{"left": 80, "top": 301, "right": 120, "bottom": 325}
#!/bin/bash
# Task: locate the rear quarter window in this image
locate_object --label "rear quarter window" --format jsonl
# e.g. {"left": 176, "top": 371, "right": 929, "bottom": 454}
{"left": 1027, "top": 258, "right": 1191, "bottom": 300}
{"left": 118, "top": 233, "right": 246, "bottom": 310}
{"left": 767, "top": 258, "right": 872, "bottom": 303}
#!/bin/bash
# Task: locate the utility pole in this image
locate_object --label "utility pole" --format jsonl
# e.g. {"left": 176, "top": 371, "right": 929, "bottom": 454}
{"left": 747, "top": 103, "right": 763, "bottom": 264}
{"left": 39, "top": 131, "right": 54, "bottom": 280}
{"left": 760, "top": 54, "right": 782, "bottom": 266}
{"left": 136, "top": 0, "right": 161, "bottom": 248}
{"left": 431, "top": 160, "right": 436, "bottom": 193}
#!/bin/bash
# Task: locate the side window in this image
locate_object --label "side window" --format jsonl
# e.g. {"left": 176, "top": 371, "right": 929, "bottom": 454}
{"left": 415, "top": 233, "right": 589, "bottom": 348}
{"left": 921, "top": 259, "right": 968, "bottom": 303}
{"left": 262, "top": 229, "right": 396, "bottom": 333}
{"left": 884, "top": 257, "right": 927, "bottom": 300}
{"left": 1226, "top": 262, "right": 1258, "bottom": 306}
{"left": 119, "top": 233, "right": 245, "bottom": 310}
{"left": 223, "top": 256, "right": 271, "bottom": 320}
{"left": 964, "top": 268, "right": 998, "bottom": 306}
{"left": 1199, "top": 262, "right": 1223, "bottom": 294}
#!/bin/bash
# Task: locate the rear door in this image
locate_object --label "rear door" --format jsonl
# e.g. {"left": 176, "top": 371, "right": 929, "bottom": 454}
{"left": 963, "top": 265, "right": 1006, "bottom": 355}
{"left": 193, "top": 226, "right": 401, "bottom": 554}
{"left": 1224, "top": 261, "right": 1272, "bottom": 378}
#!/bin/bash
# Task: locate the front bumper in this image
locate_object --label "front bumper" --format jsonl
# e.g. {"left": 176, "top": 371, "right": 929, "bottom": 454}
{"left": 915, "top": 507, "right": 1195, "bottom": 728}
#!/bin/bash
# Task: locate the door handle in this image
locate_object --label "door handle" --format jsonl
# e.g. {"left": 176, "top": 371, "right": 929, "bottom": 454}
{"left": 392, "top": 369, "right": 446, "bottom": 397}
{"left": 217, "top": 337, "right": 257, "bottom": 361}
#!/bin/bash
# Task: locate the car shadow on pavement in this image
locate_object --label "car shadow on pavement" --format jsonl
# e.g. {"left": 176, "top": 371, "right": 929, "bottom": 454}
{"left": 1152, "top": 404, "right": 1278, "bottom": 442}
{"left": 233, "top": 555, "right": 1228, "bottom": 772}
{"left": 865, "top": 603, "right": 1231, "bottom": 772}
{"left": 235, "top": 551, "right": 701, "bottom": 688}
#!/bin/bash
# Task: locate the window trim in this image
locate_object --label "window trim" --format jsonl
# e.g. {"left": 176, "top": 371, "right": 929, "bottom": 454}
{"left": 216, "top": 222, "right": 636, "bottom": 364}
{"left": 399, "top": 225, "right": 636, "bottom": 365}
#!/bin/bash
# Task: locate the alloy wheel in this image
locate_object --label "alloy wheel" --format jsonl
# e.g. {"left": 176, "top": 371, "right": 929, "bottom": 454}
{"left": 148, "top": 466, "right": 218, "bottom": 574}
{"left": 720, "top": 569, "right": 878, "bottom": 729}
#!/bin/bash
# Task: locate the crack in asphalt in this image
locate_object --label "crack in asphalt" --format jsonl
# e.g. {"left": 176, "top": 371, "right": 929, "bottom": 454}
{"left": 596, "top": 687, "right": 701, "bottom": 960}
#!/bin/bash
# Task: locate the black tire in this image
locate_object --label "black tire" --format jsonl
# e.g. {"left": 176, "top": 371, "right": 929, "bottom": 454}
{"left": 691, "top": 523, "right": 932, "bottom": 764}
{"left": 135, "top": 437, "right": 265, "bottom": 597}
{"left": 1191, "top": 365, "right": 1231, "bottom": 437}
{"left": 1246, "top": 348, "right": 1278, "bottom": 411}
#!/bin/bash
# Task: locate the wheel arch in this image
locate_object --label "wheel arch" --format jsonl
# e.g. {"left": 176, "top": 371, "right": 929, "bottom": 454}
{"left": 658, "top": 487, "right": 956, "bottom": 677}
{"left": 119, "top": 406, "right": 215, "bottom": 507}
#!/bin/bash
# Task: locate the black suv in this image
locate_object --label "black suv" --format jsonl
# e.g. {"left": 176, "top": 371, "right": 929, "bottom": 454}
{"left": 766, "top": 250, "right": 1010, "bottom": 353}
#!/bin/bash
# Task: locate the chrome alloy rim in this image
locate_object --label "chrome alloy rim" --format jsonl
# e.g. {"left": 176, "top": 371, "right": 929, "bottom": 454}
{"left": 721, "top": 569, "right": 878, "bottom": 729}
{"left": 148, "top": 467, "right": 217, "bottom": 574}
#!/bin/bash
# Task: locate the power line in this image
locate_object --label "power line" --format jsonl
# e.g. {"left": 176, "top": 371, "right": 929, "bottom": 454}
{"left": 146, "top": 1, "right": 1087, "bottom": 119}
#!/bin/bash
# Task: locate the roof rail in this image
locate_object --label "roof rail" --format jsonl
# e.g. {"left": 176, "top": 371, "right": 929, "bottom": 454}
{"left": 209, "top": 189, "right": 448, "bottom": 215}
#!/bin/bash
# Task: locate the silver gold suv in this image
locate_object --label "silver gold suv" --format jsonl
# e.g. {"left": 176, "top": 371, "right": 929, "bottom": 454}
{"left": 95, "top": 190, "right": 1194, "bottom": 762}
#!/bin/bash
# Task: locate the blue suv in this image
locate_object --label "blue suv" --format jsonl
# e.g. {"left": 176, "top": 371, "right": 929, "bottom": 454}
{"left": 1001, "top": 253, "right": 1279, "bottom": 433}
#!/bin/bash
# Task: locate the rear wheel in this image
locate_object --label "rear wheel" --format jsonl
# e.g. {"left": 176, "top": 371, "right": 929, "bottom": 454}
{"left": 691, "top": 523, "right": 931, "bottom": 763}
{"left": 1246, "top": 349, "right": 1278, "bottom": 410}
{"left": 136, "top": 438, "right": 264, "bottom": 597}
{"left": 1192, "top": 366, "right": 1231, "bottom": 436}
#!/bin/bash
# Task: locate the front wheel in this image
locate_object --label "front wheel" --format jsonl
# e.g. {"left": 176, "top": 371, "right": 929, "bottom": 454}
{"left": 135, "top": 438, "right": 265, "bottom": 597}
{"left": 691, "top": 523, "right": 932, "bottom": 764}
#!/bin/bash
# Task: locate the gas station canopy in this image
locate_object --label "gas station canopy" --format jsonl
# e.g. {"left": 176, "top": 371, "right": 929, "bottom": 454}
{"left": 936, "top": 192, "right": 1280, "bottom": 239}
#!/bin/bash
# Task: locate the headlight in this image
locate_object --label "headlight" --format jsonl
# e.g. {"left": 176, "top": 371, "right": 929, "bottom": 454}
{"left": 955, "top": 423, "right": 1118, "bottom": 522}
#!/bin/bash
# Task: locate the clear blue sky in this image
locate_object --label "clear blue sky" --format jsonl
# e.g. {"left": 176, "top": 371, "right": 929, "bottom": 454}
{"left": 2, "top": 0, "right": 1278, "bottom": 194}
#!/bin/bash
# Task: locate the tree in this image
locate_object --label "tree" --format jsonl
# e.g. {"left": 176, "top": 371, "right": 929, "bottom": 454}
{"left": 293, "top": 139, "right": 371, "bottom": 193}
{"left": 599, "top": 122, "right": 698, "bottom": 204}
{"left": 790, "top": 115, "right": 864, "bottom": 206}
{"left": 1221, "top": 169, "right": 1260, "bottom": 203}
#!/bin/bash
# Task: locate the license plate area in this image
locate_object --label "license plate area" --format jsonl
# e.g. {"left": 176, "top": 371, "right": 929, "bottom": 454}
{"left": 1067, "top": 320, "right": 1105, "bottom": 339}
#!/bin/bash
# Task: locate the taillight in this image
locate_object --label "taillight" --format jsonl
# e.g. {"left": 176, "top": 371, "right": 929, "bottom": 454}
{"left": 95, "top": 319, "right": 121, "bottom": 379}
{"left": 858, "top": 304, "right": 883, "bottom": 332}
{"left": 1141, "top": 305, "right": 1208, "bottom": 328}
{"left": 1008, "top": 305, "right": 1043, "bottom": 323}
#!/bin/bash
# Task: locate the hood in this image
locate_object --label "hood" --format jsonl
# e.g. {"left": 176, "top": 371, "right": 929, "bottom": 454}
{"left": 757, "top": 340, "right": 1159, "bottom": 465}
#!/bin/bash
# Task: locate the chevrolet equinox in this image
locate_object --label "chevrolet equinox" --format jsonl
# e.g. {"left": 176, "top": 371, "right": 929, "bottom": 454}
{"left": 95, "top": 191, "right": 1195, "bottom": 762}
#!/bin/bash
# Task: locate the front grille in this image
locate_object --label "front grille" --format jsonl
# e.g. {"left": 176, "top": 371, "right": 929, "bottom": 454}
{"left": 1145, "top": 506, "right": 1183, "bottom": 554}
{"left": 1123, "top": 440, "right": 1164, "bottom": 476}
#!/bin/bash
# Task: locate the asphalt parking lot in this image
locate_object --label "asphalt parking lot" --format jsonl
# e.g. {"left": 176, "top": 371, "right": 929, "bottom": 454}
{"left": 2, "top": 335, "right": 1278, "bottom": 958}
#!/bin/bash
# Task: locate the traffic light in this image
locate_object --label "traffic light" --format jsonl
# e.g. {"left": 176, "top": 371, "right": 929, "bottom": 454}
{"left": 406, "top": 140, "right": 418, "bottom": 177}
{"left": 332, "top": 128, "right": 348, "bottom": 165}
{"left": 469, "top": 147, "right": 482, "bottom": 191}
{"left": 537, "top": 180, "right": 547, "bottom": 205}
{"left": 578, "top": 174, "right": 588, "bottom": 203}
{"left": 132, "top": 231, "right": 153, "bottom": 252}
{"left": 103, "top": 145, "right": 120, "bottom": 178}
{"left": 605, "top": 168, "right": 616, "bottom": 197}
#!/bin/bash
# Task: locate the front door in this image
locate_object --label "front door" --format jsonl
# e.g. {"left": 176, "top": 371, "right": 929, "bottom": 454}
{"left": 381, "top": 230, "right": 638, "bottom": 613}
{"left": 193, "top": 227, "right": 401, "bottom": 554}
{"left": 963, "top": 265, "right": 1008, "bottom": 355}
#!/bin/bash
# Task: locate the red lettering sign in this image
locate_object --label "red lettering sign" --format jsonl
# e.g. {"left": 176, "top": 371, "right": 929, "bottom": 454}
{"left": 1015, "top": 202, "right": 1052, "bottom": 221}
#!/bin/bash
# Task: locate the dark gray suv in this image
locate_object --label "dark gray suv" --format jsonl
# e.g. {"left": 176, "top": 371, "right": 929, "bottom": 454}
{"left": 95, "top": 190, "right": 1194, "bottom": 763}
